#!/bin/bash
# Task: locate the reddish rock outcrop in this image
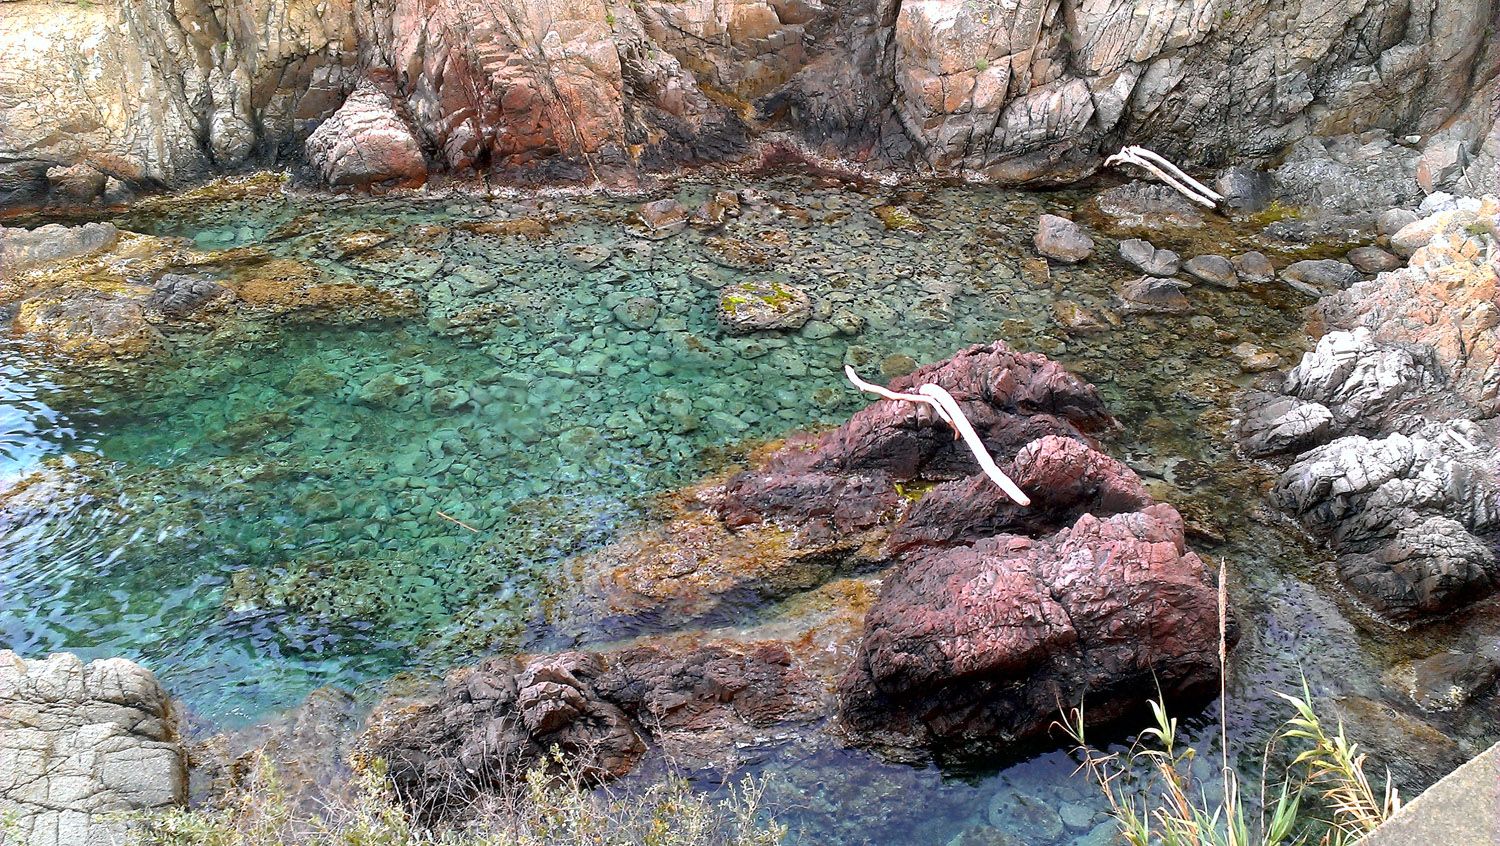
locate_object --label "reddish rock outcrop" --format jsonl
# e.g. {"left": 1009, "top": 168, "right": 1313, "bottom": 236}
{"left": 839, "top": 504, "right": 1226, "bottom": 748}
{"left": 304, "top": 80, "right": 428, "bottom": 188}
{"left": 366, "top": 641, "right": 827, "bottom": 823}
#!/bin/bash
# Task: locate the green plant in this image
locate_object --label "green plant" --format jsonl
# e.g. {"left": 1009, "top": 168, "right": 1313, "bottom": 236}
{"left": 974, "top": 57, "right": 990, "bottom": 72}
{"left": 133, "top": 749, "right": 785, "bottom": 846}
{"left": 1062, "top": 562, "right": 1398, "bottom": 846}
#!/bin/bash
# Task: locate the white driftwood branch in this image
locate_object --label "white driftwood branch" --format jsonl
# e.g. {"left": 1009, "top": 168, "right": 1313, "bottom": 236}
{"left": 843, "top": 365, "right": 953, "bottom": 426}
{"left": 844, "top": 366, "right": 1031, "bottom": 507}
{"left": 1105, "top": 145, "right": 1223, "bottom": 210}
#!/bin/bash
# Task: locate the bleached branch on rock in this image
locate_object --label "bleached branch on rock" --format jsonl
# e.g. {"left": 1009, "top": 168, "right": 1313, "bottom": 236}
{"left": 1105, "top": 145, "right": 1223, "bottom": 210}
{"left": 844, "top": 366, "right": 1031, "bottom": 506}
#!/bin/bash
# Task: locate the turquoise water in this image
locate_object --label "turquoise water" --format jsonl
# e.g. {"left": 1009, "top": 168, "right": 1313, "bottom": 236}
{"left": 4, "top": 173, "right": 1492, "bottom": 845}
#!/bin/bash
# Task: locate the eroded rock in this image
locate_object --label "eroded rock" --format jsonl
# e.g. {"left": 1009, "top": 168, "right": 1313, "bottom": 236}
{"left": 0, "top": 652, "right": 186, "bottom": 846}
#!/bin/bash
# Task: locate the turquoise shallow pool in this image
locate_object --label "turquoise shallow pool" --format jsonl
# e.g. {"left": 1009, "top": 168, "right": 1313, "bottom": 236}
{"left": 5, "top": 173, "right": 1490, "bottom": 845}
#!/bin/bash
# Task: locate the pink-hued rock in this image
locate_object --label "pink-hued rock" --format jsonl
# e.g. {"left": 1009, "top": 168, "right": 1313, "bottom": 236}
{"left": 839, "top": 503, "right": 1227, "bottom": 746}
{"left": 368, "top": 641, "right": 825, "bottom": 823}
{"left": 304, "top": 80, "right": 428, "bottom": 188}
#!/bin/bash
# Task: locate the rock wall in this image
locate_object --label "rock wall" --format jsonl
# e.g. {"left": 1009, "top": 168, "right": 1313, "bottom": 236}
{"left": 0, "top": 651, "right": 186, "bottom": 846}
{"left": 1, "top": 0, "right": 1495, "bottom": 200}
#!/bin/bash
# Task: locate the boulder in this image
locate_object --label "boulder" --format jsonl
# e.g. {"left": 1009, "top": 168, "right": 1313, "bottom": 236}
{"left": 1281, "top": 259, "right": 1361, "bottom": 291}
{"left": 0, "top": 223, "right": 119, "bottom": 277}
{"left": 1231, "top": 251, "right": 1275, "bottom": 283}
{"left": 1183, "top": 255, "right": 1237, "bottom": 287}
{"left": 1273, "top": 423, "right": 1500, "bottom": 622}
{"left": 304, "top": 81, "right": 427, "bottom": 189}
{"left": 0, "top": 652, "right": 186, "bottom": 846}
{"left": 717, "top": 280, "right": 812, "bottom": 334}
{"left": 839, "top": 504, "right": 1226, "bottom": 746}
{"left": 44, "top": 163, "right": 107, "bottom": 204}
{"left": 1118, "top": 238, "right": 1179, "bottom": 276}
{"left": 1235, "top": 392, "right": 1335, "bottom": 457}
{"left": 1033, "top": 215, "right": 1093, "bottom": 263}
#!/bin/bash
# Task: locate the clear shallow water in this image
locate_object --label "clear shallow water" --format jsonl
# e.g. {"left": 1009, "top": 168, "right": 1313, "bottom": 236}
{"left": 4, "top": 173, "right": 1496, "bottom": 845}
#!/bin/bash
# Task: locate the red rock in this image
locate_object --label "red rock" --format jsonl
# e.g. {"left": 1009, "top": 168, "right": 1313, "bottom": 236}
{"left": 839, "top": 503, "right": 1228, "bottom": 747}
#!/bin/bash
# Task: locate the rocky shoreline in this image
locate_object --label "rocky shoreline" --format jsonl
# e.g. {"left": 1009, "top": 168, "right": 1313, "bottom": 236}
{"left": 2, "top": 0, "right": 1497, "bottom": 204}
{"left": 3, "top": 153, "right": 1500, "bottom": 844}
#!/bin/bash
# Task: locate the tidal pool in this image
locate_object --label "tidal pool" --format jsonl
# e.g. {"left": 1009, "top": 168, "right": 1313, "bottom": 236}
{"left": 3, "top": 172, "right": 1493, "bottom": 845}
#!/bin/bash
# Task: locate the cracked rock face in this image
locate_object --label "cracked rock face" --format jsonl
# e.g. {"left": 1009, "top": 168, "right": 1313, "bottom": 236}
{"left": 303, "top": 80, "right": 427, "bottom": 188}
{"left": 1237, "top": 197, "right": 1500, "bottom": 624}
{"left": 1, "top": 0, "right": 1495, "bottom": 196}
{"left": 0, "top": 651, "right": 186, "bottom": 846}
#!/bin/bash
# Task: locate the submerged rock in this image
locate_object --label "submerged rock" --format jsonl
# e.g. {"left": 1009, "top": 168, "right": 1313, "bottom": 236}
{"left": 1183, "top": 254, "right": 1237, "bottom": 287}
{"left": 0, "top": 651, "right": 186, "bottom": 846}
{"left": 1033, "top": 214, "right": 1093, "bottom": 263}
{"left": 716, "top": 280, "right": 812, "bottom": 334}
{"left": 1117, "top": 276, "right": 1190, "bottom": 313}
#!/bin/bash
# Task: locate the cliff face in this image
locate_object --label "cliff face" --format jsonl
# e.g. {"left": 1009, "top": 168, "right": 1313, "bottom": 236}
{"left": 0, "top": 0, "right": 1495, "bottom": 200}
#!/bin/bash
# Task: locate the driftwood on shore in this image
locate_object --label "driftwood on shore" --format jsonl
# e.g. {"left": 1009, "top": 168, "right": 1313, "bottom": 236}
{"left": 844, "top": 365, "right": 1032, "bottom": 506}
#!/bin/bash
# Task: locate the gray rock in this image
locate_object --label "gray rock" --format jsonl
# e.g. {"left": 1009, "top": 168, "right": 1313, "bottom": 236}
{"left": 0, "top": 651, "right": 185, "bottom": 846}
{"left": 1033, "top": 214, "right": 1093, "bottom": 263}
{"left": 1232, "top": 251, "right": 1275, "bottom": 283}
{"left": 1117, "top": 276, "right": 1190, "bottom": 313}
{"left": 1378, "top": 208, "right": 1420, "bottom": 236}
{"left": 0, "top": 223, "right": 119, "bottom": 277}
{"left": 716, "top": 281, "right": 812, "bottom": 334}
{"left": 1282, "top": 259, "right": 1362, "bottom": 291}
{"left": 1236, "top": 392, "right": 1335, "bottom": 457}
{"left": 612, "top": 296, "right": 661, "bottom": 330}
{"left": 1118, "top": 238, "right": 1179, "bottom": 276}
{"left": 1215, "top": 166, "right": 1272, "bottom": 212}
{"left": 145, "top": 273, "right": 232, "bottom": 319}
{"left": 1183, "top": 254, "right": 1237, "bottom": 287}
{"left": 1346, "top": 246, "right": 1402, "bottom": 274}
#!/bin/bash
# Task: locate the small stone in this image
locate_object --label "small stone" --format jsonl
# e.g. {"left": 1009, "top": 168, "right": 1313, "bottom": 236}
{"left": 562, "top": 244, "right": 612, "bottom": 270}
{"left": 1346, "top": 246, "right": 1402, "bottom": 273}
{"left": 1232, "top": 341, "right": 1282, "bottom": 373}
{"left": 1052, "top": 300, "right": 1108, "bottom": 334}
{"left": 703, "top": 236, "right": 774, "bottom": 270}
{"left": 880, "top": 353, "right": 917, "bottom": 378}
{"left": 1183, "top": 254, "right": 1237, "bottom": 287}
{"left": 612, "top": 296, "right": 660, "bottom": 330}
{"left": 1119, "top": 238, "right": 1180, "bottom": 276}
{"left": 1034, "top": 214, "right": 1094, "bottom": 263}
{"left": 1231, "top": 251, "right": 1275, "bottom": 283}
{"left": 873, "top": 204, "right": 928, "bottom": 234}
{"left": 634, "top": 199, "right": 688, "bottom": 238}
{"left": 829, "top": 308, "right": 866, "bottom": 336}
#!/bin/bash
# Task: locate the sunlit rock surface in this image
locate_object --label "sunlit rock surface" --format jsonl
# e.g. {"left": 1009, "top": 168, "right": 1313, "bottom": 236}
{"left": 0, "top": 652, "right": 185, "bottom": 846}
{"left": 1, "top": 0, "right": 1495, "bottom": 196}
{"left": 1238, "top": 197, "right": 1500, "bottom": 623}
